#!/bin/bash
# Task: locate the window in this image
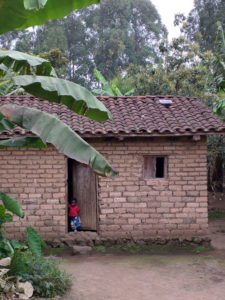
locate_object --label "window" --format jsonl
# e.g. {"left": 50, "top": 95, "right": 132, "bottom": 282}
{"left": 144, "top": 156, "right": 167, "bottom": 179}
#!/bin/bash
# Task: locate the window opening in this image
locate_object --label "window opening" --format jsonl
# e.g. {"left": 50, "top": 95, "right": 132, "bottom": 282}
{"left": 155, "top": 157, "right": 164, "bottom": 178}
{"left": 144, "top": 156, "right": 167, "bottom": 179}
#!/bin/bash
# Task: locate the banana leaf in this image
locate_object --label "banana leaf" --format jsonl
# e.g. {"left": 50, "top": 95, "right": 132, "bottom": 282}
{"left": 111, "top": 84, "right": 123, "bottom": 96}
{"left": 92, "top": 89, "right": 110, "bottom": 96}
{"left": 24, "top": 0, "right": 48, "bottom": 10}
{"left": 0, "top": 137, "right": 47, "bottom": 148}
{"left": 0, "top": 0, "right": 99, "bottom": 34}
{"left": 94, "top": 69, "right": 114, "bottom": 97}
{"left": 0, "top": 64, "right": 8, "bottom": 77}
{"left": 13, "top": 75, "right": 113, "bottom": 122}
{"left": 213, "top": 97, "right": 225, "bottom": 115}
{"left": 0, "top": 112, "right": 15, "bottom": 133}
{"left": 0, "top": 104, "right": 118, "bottom": 177}
{"left": 0, "top": 192, "right": 24, "bottom": 218}
{"left": 0, "top": 50, "right": 56, "bottom": 77}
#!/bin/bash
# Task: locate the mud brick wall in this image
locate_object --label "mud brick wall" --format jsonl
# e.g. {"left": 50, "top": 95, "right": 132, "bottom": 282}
{"left": 92, "top": 136, "right": 208, "bottom": 240}
{"left": 0, "top": 147, "right": 67, "bottom": 240}
{"left": 0, "top": 136, "right": 208, "bottom": 241}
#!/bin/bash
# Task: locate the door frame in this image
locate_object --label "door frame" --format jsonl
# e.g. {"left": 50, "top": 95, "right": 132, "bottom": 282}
{"left": 67, "top": 158, "right": 98, "bottom": 232}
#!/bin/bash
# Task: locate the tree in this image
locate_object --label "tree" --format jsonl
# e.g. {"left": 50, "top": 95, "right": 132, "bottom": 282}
{"left": 84, "top": 0, "right": 167, "bottom": 80}
{"left": 212, "top": 22, "right": 225, "bottom": 117}
{"left": 39, "top": 48, "right": 69, "bottom": 78}
{"left": 117, "top": 36, "right": 216, "bottom": 102}
{"left": 176, "top": 0, "right": 225, "bottom": 51}
{"left": 12, "top": 0, "right": 167, "bottom": 88}
{"left": 0, "top": 0, "right": 117, "bottom": 177}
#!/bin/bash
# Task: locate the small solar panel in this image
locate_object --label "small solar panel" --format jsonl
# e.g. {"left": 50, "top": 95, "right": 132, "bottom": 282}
{"left": 159, "top": 99, "right": 173, "bottom": 105}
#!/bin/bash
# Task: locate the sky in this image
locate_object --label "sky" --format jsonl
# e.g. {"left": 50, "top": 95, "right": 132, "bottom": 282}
{"left": 151, "top": 0, "right": 194, "bottom": 40}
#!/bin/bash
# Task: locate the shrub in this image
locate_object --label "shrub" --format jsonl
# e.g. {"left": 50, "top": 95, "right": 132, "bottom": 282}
{"left": 10, "top": 250, "right": 72, "bottom": 298}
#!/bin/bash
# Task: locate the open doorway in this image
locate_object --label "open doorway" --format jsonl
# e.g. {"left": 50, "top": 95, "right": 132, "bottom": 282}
{"left": 67, "top": 159, "right": 97, "bottom": 231}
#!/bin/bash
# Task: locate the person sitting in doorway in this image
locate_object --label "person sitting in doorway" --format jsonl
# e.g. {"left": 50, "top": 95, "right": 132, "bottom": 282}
{"left": 68, "top": 197, "right": 81, "bottom": 232}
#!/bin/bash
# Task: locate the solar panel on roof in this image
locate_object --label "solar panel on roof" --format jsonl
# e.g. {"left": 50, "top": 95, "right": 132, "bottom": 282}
{"left": 159, "top": 99, "right": 173, "bottom": 108}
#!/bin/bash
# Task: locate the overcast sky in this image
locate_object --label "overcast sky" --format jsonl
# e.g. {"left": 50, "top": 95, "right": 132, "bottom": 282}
{"left": 151, "top": 0, "right": 194, "bottom": 40}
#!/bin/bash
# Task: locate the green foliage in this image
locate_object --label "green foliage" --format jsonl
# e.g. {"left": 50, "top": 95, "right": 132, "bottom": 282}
{"left": 88, "top": 0, "right": 166, "bottom": 80}
{"left": 120, "top": 60, "right": 215, "bottom": 100}
{"left": 180, "top": 0, "right": 225, "bottom": 51}
{"left": 23, "top": 0, "right": 48, "bottom": 10}
{"left": 13, "top": 75, "right": 113, "bottom": 121}
{"left": 0, "top": 112, "right": 15, "bottom": 133}
{"left": 26, "top": 227, "right": 46, "bottom": 257}
{"left": 0, "top": 195, "right": 25, "bottom": 259}
{"left": 0, "top": 239, "right": 26, "bottom": 259}
{"left": 93, "top": 245, "right": 106, "bottom": 253}
{"left": 0, "top": 1, "right": 118, "bottom": 178}
{"left": 0, "top": 0, "right": 99, "bottom": 34}
{"left": 12, "top": 0, "right": 167, "bottom": 87}
{"left": 0, "top": 137, "right": 47, "bottom": 148}
{"left": 10, "top": 251, "right": 72, "bottom": 298}
{"left": 213, "top": 97, "right": 225, "bottom": 116}
{"left": 208, "top": 210, "right": 225, "bottom": 219}
{"left": 39, "top": 48, "right": 69, "bottom": 78}
{"left": 0, "top": 192, "right": 24, "bottom": 218}
{"left": 0, "top": 193, "right": 69, "bottom": 298}
{"left": 0, "top": 104, "right": 117, "bottom": 177}
{"left": 0, "top": 239, "right": 14, "bottom": 258}
{"left": 213, "top": 22, "right": 225, "bottom": 92}
{"left": 0, "top": 206, "right": 13, "bottom": 226}
{"left": 93, "top": 69, "right": 115, "bottom": 96}
{"left": 0, "top": 49, "right": 56, "bottom": 77}
{"left": 93, "top": 244, "right": 212, "bottom": 254}
{"left": 93, "top": 68, "right": 134, "bottom": 96}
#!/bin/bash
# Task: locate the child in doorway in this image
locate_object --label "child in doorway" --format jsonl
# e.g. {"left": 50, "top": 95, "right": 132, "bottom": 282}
{"left": 68, "top": 197, "right": 81, "bottom": 232}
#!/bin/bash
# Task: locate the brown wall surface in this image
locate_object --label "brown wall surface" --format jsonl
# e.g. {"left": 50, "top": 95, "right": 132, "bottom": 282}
{"left": 0, "top": 147, "right": 67, "bottom": 239}
{"left": 0, "top": 136, "right": 208, "bottom": 241}
{"left": 93, "top": 136, "right": 208, "bottom": 239}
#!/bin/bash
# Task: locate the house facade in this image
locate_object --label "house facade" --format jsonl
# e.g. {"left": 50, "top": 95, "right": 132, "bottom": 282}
{"left": 0, "top": 95, "right": 224, "bottom": 244}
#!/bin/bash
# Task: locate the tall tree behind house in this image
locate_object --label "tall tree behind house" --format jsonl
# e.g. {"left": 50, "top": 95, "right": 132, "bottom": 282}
{"left": 1, "top": 0, "right": 167, "bottom": 88}
{"left": 183, "top": 0, "right": 225, "bottom": 51}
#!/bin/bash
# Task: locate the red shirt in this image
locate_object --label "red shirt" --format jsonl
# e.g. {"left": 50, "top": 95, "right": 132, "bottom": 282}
{"left": 68, "top": 204, "right": 80, "bottom": 217}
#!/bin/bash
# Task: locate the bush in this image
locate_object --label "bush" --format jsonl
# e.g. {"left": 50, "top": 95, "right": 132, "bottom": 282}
{"left": 10, "top": 250, "right": 72, "bottom": 298}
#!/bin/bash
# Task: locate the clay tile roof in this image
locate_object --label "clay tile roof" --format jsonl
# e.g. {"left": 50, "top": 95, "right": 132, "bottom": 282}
{"left": 0, "top": 95, "right": 225, "bottom": 137}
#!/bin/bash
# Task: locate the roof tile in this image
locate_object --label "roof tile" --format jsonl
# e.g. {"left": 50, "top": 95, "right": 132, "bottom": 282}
{"left": 0, "top": 95, "right": 225, "bottom": 137}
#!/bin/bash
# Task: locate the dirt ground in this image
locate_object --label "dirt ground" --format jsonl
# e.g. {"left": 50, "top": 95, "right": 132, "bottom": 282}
{"left": 60, "top": 250, "right": 225, "bottom": 300}
{"left": 58, "top": 215, "right": 225, "bottom": 300}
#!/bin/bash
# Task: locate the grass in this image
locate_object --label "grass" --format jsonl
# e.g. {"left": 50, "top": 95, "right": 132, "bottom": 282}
{"left": 43, "top": 246, "right": 70, "bottom": 256}
{"left": 208, "top": 210, "right": 225, "bottom": 220}
{"left": 93, "top": 244, "right": 211, "bottom": 255}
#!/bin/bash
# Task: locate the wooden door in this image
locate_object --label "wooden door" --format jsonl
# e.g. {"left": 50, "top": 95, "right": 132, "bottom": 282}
{"left": 72, "top": 161, "right": 97, "bottom": 230}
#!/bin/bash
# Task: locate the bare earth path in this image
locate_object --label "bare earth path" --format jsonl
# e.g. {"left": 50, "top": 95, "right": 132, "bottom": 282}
{"left": 60, "top": 251, "right": 225, "bottom": 300}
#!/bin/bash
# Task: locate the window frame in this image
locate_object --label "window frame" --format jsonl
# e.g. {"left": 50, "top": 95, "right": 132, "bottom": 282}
{"left": 143, "top": 155, "right": 168, "bottom": 180}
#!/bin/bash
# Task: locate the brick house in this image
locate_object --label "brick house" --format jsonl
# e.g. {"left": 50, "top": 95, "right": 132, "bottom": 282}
{"left": 0, "top": 95, "right": 224, "bottom": 244}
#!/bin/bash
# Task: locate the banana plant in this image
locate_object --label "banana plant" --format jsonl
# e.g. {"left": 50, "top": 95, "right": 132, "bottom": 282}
{"left": 0, "top": 0, "right": 118, "bottom": 177}
{"left": 0, "top": 0, "right": 99, "bottom": 35}
{"left": 213, "top": 95, "right": 225, "bottom": 116}
{"left": 92, "top": 69, "right": 135, "bottom": 96}
{"left": 0, "top": 54, "right": 117, "bottom": 175}
{"left": 0, "top": 105, "right": 117, "bottom": 177}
